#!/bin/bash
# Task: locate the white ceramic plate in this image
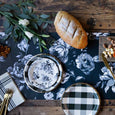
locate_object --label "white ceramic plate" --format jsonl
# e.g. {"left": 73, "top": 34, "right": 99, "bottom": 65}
{"left": 24, "top": 54, "right": 63, "bottom": 93}
{"left": 62, "top": 83, "right": 101, "bottom": 115}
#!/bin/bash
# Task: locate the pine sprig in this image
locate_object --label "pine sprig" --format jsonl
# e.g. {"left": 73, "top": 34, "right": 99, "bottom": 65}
{"left": 0, "top": 1, "right": 52, "bottom": 52}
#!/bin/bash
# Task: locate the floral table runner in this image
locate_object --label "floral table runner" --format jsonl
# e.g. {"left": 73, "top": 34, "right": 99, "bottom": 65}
{"left": 0, "top": 32, "right": 115, "bottom": 100}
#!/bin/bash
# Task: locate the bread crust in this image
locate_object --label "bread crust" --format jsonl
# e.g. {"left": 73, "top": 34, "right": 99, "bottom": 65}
{"left": 54, "top": 11, "right": 88, "bottom": 49}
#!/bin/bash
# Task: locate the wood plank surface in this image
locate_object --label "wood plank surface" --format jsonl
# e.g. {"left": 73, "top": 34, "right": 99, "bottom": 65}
{"left": 8, "top": 100, "right": 115, "bottom": 115}
{"left": 0, "top": 0, "right": 115, "bottom": 32}
{"left": 0, "top": 0, "right": 115, "bottom": 115}
{"left": 99, "top": 36, "right": 115, "bottom": 61}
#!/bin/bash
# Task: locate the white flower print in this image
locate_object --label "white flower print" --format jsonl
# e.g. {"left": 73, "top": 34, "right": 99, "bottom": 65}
{"left": 44, "top": 92, "right": 54, "bottom": 100}
{"left": 93, "top": 56, "right": 100, "bottom": 62}
{"left": 61, "top": 73, "right": 70, "bottom": 84}
{"left": 75, "top": 53, "right": 95, "bottom": 75}
{"left": 49, "top": 38, "right": 70, "bottom": 63}
{"left": 56, "top": 88, "right": 65, "bottom": 100}
{"left": 112, "top": 86, "right": 115, "bottom": 93}
{"left": 75, "top": 76, "right": 85, "bottom": 81}
{"left": 96, "top": 67, "right": 115, "bottom": 93}
{"left": 17, "top": 39, "right": 29, "bottom": 52}
{"left": 7, "top": 54, "right": 33, "bottom": 90}
{"left": 61, "top": 71, "right": 75, "bottom": 84}
{"left": 0, "top": 56, "right": 5, "bottom": 62}
{"left": 0, "top": 32, "right": 5, "bottom": 37}
{"left": 92, "top": 33, "right": 109, "bottom": 39}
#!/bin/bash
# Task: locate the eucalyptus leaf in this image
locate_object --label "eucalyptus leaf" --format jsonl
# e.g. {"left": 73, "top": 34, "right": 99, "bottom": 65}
{"left": 3, "top": 4, "right": 13, "bottom": 10}
{"left": 11, "top": 4, "right": 18, "bottom": 10}
{"left": 3, "top": 19, "right": 10, "bottom": 29}
{"left": 42, "top": 23, "right": 48, "bottom": 29}
{"left": 3, "top": 34, "right": 10, "bottom": 40}
{"left": 24, "top": 36, "right": 29, "bottom": 43}
{"left": 18, "top": 31, "right": 22, "bottom": 39}
{"left": 31, "top": 14, "right": 37, "bottom": 19}
{"left": 41, "top": 34, "right": 50, "bottom": 37}
{"left": 22, "top": 7, "right": 28, "bottom": 14}
{"left": 40, "top": 46, "right": 42, "bottom": 52}
{"left": 21, "top": 3, "right": 28, "bottom": 7}
{"left": 18, "top": 13, "right": 31, "bottom": 19}
{"left": 13, "top": 30, "right": 18, "bottom": 39}
{"left": 26, "top": 2, "right": 35, "bottom": 7}
{"left": 12, "top": 4, "right": 21, "bottom": 14}
{"left": 40, "top": 14, "right": 50, "bottom": 19}
{"left": 5, "top": 25, "right": 13, "bottom": 34}
{"left": 32, "top": 37, "right": 37, "bottom": 45}
{"left": 41, "top": 40, "right": 46, "bottom": 45}
{"left": 0, "top": 7, "right": 10, "bottom": 12}
{"left": 4, "top": 12, "right": 13, "bottom": 17}
{"left": 29, "top": 8, "right": 33, "bottom": 14}
{"left": 42, "top": 45, "right": 47, "bottom": 49}
{"left": 37, "top": 21, "right": 42, "bottom": 26}
{"left": 46, "top": 20, "right": 53, "bottom": 24}
{"left": 31, "top": 22, "right": 38, "bottom": 30}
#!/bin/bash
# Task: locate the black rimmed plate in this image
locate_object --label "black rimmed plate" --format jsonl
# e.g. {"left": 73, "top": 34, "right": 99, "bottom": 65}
{"left": 23, "top": 54, "right": 63, "bottom": 93}
{"left": 61, "top": 83, "right": 101, "bottom": 115}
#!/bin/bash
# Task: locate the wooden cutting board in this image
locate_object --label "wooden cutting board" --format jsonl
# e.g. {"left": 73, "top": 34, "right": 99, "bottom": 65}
{"left": 99, "top": 36, "right": 115, "bottom": 62}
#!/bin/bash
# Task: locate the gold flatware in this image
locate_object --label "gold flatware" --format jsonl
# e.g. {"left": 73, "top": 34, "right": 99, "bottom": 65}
{"left": 102, "top": 53, "right": 115, "bottom": 80}
{"left": 4, "top": 90, "right": 13, "bottom": 115}
{"left": 0, "top": 93, "right": 9, "bottom": 115}
{"left": 0, "top": 89, "right": 13, "bottom": 115}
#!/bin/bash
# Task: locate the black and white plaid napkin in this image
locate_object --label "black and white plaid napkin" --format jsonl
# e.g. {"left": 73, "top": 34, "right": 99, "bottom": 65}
{"left": 0, "top": 72, "right": 25, "bottom": 111}
{"left": 62, "top": 83, "right": 100, "bottom": 115}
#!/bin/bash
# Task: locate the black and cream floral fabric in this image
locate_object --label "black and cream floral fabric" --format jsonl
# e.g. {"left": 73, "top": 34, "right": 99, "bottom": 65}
{"left": 0, "top": 32, "right": 115, "bottom": 100}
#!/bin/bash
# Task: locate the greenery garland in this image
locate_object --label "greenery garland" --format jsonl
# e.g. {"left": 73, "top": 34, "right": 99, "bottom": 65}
{"left": 0, "top": 0, "right": 52, "bottom": 52}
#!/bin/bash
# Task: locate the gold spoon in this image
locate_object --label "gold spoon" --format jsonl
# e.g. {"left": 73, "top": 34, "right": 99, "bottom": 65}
{"left": 102, "top": 53, "right": 115, "bottom": 80}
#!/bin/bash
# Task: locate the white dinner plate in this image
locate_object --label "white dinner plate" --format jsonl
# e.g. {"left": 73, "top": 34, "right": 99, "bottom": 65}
{"left": 24, "top": 54, "right": 63, "bottom": 93}
{"left": 62, "top": 83, "right": 101, "bottom": 115}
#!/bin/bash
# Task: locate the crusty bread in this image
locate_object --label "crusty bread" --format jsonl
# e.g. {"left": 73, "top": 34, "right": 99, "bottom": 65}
{"left": 54, "top": 11, "right": 88, "bottom": 49}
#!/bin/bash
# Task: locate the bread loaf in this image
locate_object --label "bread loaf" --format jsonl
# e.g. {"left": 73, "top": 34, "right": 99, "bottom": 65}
{"left": 54, "top": 11, "right": 88, "bottom": 49}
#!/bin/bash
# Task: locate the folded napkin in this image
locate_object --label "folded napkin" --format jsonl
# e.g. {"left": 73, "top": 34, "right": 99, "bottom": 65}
{"left": 0, "top": 72, "right": 25, "bottom": 111}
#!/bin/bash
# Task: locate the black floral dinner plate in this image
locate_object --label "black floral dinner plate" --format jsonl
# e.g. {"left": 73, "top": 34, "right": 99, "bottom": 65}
{"left": 23, "top": 54, "right": 63, "bottom": 93}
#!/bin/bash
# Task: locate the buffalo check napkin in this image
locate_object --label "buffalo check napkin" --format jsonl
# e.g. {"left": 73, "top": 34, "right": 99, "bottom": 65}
{"left": 0, "top": 72, "right": 25, "bottom": 111}
{"left": 62, "top": 83, "right": 100, "bottom": 115}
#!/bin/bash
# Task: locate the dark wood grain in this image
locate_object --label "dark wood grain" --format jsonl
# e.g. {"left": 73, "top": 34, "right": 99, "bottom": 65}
{"left": 0, "top": 0, "right": 115, "bottom": 32}
{"left": 8, "top": 100, "right": 115, "bottom": 115}
{"left": 0, "top": 0, "right": 115, "bottom": 115}
{"left": 99, "top": 36, "right": 115, "bottom": 61}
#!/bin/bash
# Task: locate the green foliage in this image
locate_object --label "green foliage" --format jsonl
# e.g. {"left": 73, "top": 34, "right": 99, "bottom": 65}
{"left": 40, "top": 14, "right": 50, "bottom": 19}
{"left": 0, "top": 1, "right": 52, "bottom": 52}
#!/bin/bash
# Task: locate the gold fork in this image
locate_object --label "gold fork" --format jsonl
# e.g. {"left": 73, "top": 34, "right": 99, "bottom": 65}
{"left": 0, "top": 93, "right": 9, "bottom": 115}
{"left": 0, "top": 89, "right": 13, "bottom": 115}
{"left": 4, "top": 91, "right": 13, "bottom": 115}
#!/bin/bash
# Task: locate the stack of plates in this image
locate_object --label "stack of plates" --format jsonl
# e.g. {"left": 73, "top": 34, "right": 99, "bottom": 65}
{"left": 62, "top": 83, "right": 101, "bottom": 115}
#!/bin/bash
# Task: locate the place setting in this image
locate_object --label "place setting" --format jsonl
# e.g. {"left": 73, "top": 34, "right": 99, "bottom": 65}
{"left": 0, "top": 1, "right": 115, "bottom": 115}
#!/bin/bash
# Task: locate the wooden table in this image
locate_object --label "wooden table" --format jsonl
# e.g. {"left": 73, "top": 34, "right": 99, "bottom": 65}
{"left": 0, "top": 0, "right": 115, "bottom": 33}
{"left": 0, "top": 0, "right": 115, "bottom": 115}
{"left": 8, "top": 100, "right": 115, "bottom": 115}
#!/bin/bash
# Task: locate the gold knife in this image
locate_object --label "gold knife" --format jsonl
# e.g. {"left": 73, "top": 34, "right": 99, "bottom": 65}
{"left": 101, "top": 53, "right": 115, "bottom": 80}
